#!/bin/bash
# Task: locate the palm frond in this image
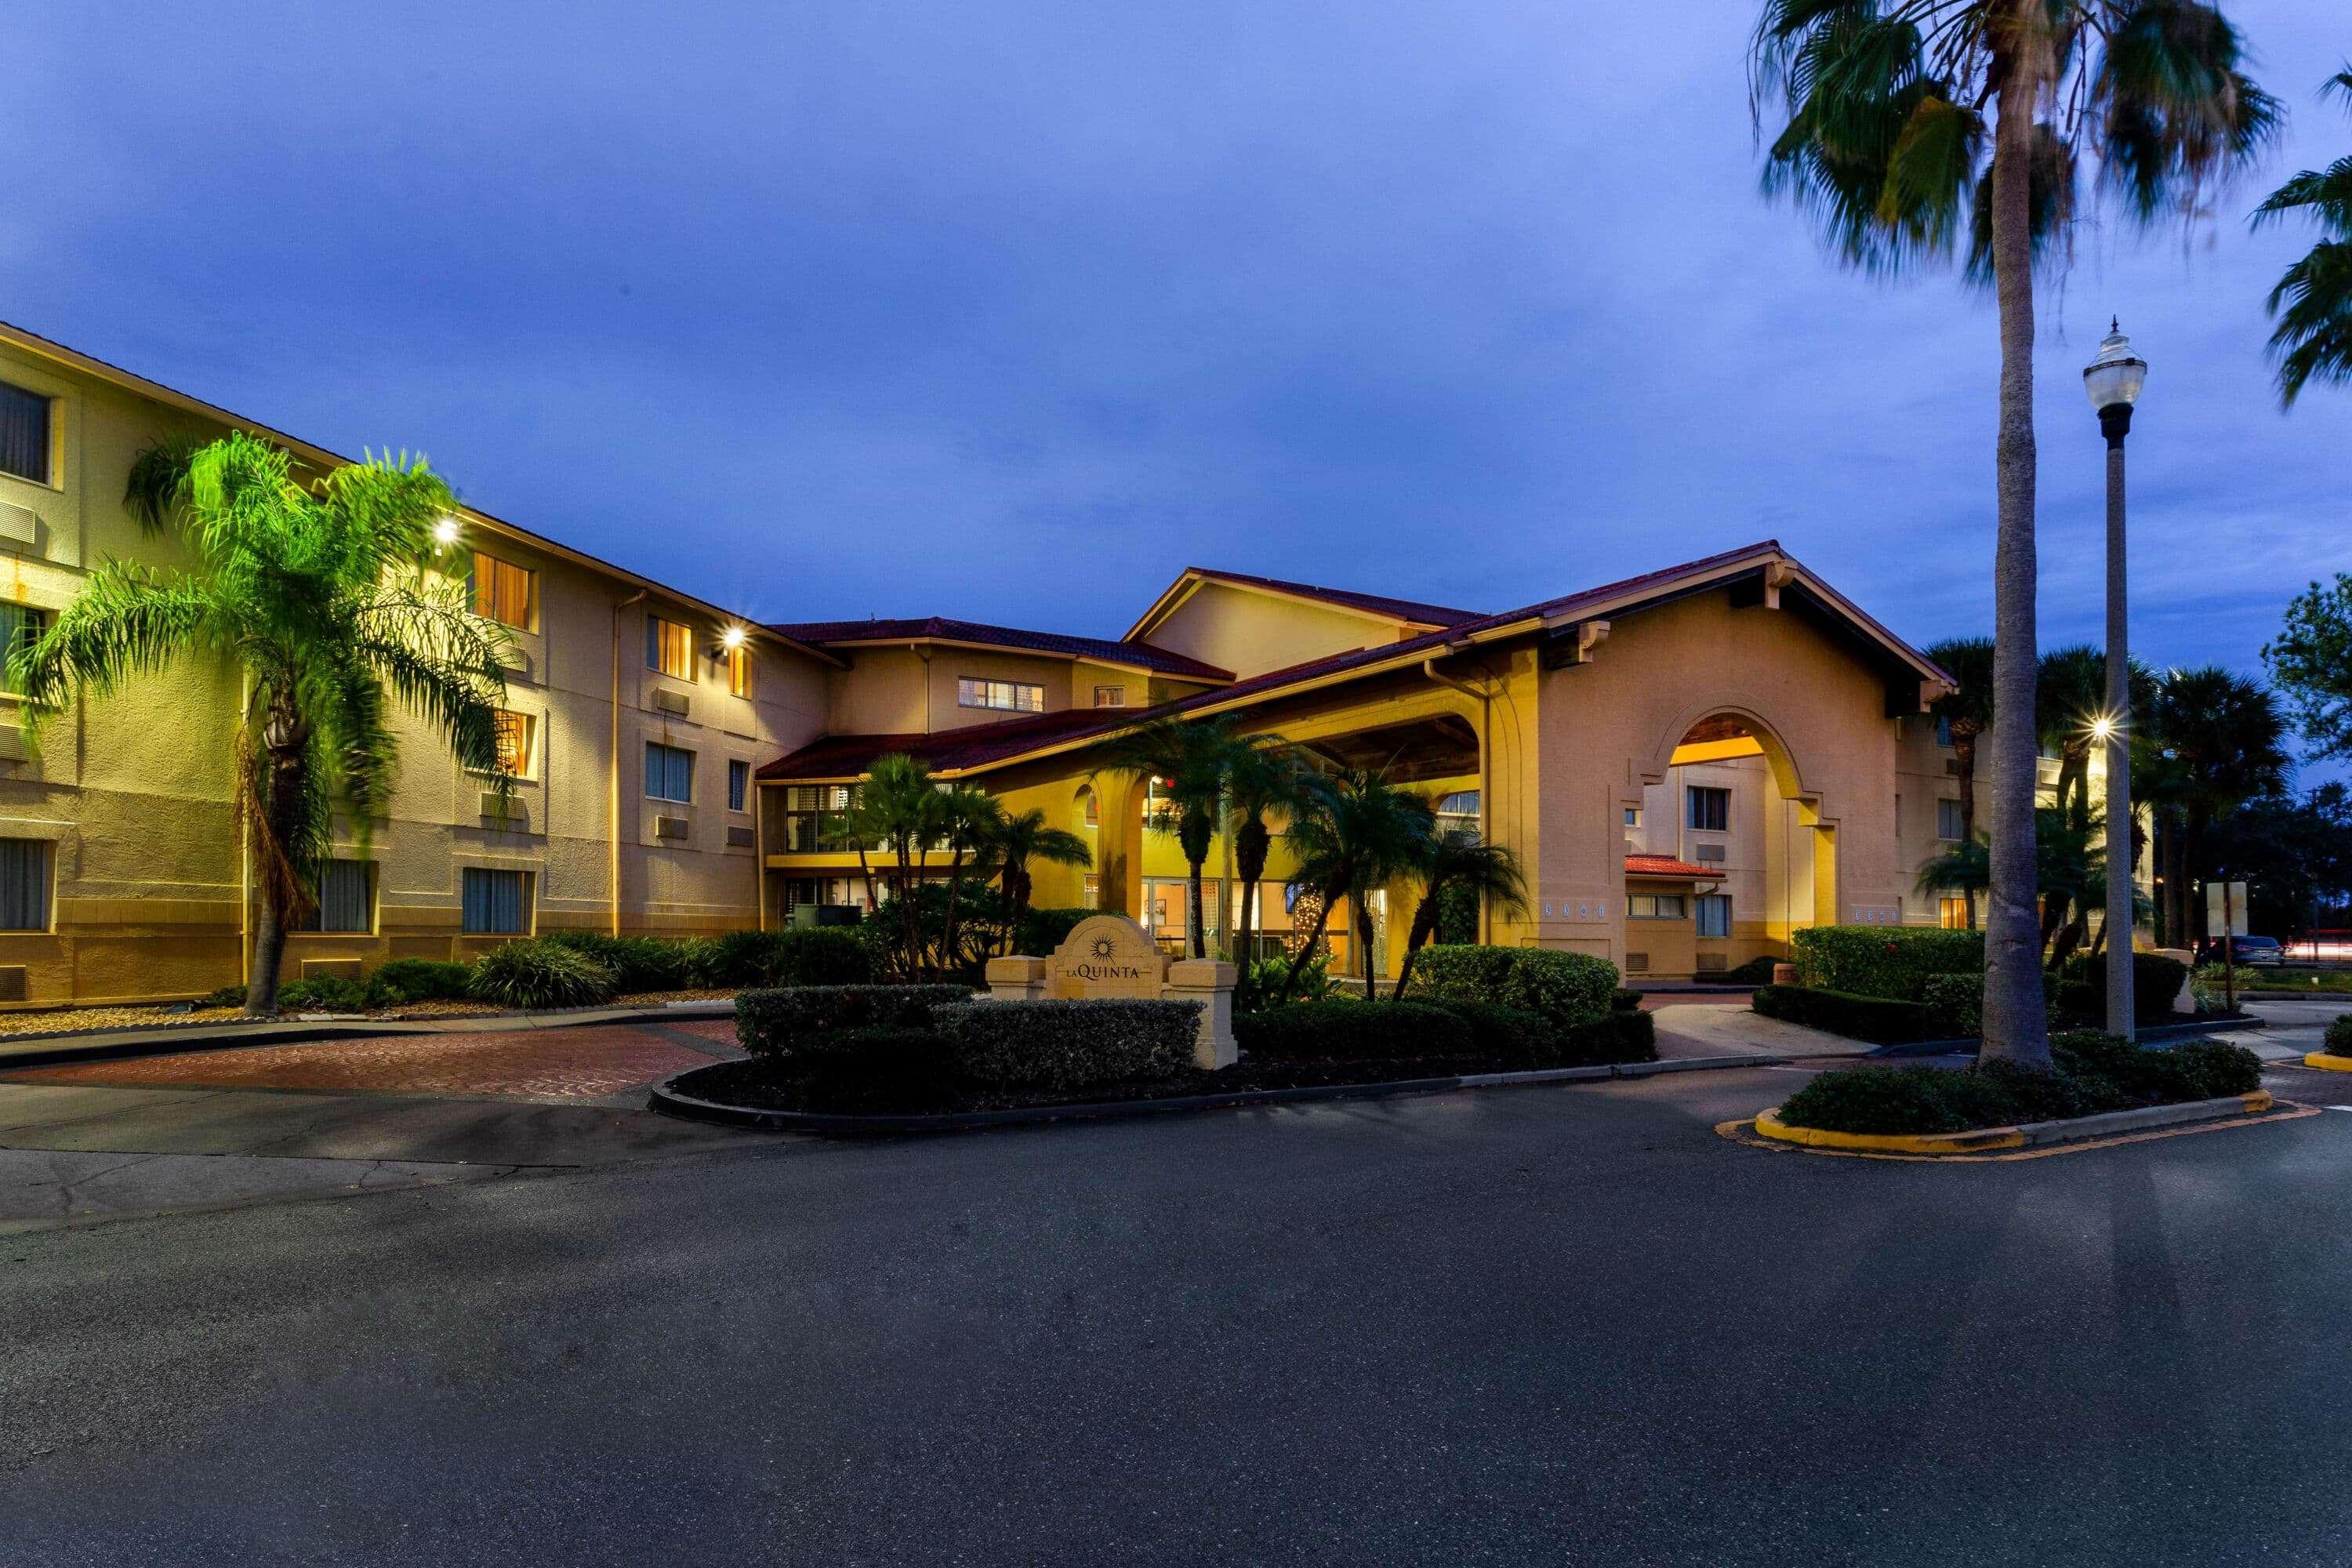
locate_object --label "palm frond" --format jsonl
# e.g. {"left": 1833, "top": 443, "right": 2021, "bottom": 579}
{"left": 122, "top": 437, "right": 205, "bottom": 535}
{"left": 2264, "top": 240, "right": 2352, "bottom": 405}
{"left": 2090, "top": 0, "right": 2279, "bottom": 223}
{"left": 9, "top": 560, "right": 219, "bottom": 721}
{"left": 2250, "top": 155, "right": 2352, "bottom": 240}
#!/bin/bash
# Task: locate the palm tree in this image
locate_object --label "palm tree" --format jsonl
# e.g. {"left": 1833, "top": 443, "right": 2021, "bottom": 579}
{"left": 1221, "top": 739, "right": 1318, "bottom": 991}
{"left": 2036, "top": 644, "right": 2107, "bottom": 813}
{"left": 1098, "top": 714, "right": 1252, "bottom": 959}
{"left": 2147, "top": 666, "right": 2288, "bottom": 945}
{"left": 1390, "top": 831, "right": 1528, "bottom": 1000}
{"left": 2254, "top": 68, "right": 2352, "bottom": 405}
{"left": 934, "top": 784, "right": 1004, "bottom": 973}
{"left": 1751, "top": 0, "right": 2276, "bottom": 1070}
{"left": 1926, "top": 636, "right": 1994, "bottom": 858}
{"left": 855, "top": 753, "right": 947, "bottom": 975}
{"left": 1275, "top": 767, "right": 1436, "bottom": 1002}
{"left": 990, "top": 807, "right": 1091, "bottom": 952}
{"left": 11, "top": 433, "right": 510, "bottom": 1017}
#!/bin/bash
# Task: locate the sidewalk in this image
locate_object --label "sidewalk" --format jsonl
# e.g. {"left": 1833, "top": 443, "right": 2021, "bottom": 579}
{"left": 1647, "top": 1002, "right": 1861, "bottom": 1061}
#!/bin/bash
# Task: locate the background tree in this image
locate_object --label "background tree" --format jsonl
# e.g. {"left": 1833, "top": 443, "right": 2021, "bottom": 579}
{"left": 12, "top": 434, "right": 510, "bottom": 1017}
{"left": 853, "top": 753, "right": 947, "bottom": 975}
{"left": 1099, "top": 715, "right": 1250, "bottom": 959}
{"left": 2203, "top": 784, "right": 2352, "bottom": 944}
{"left": 1276, "top": 766, "right": 1435, "bottom": 1001}
{"left": 933, "top": 784, "right": 1004, "bottom": 973}
{"left": 1389, "top": 831, "right": 1527, "bottom": 1000}
{"left": 2145, "top": 666, "right": 2288, "bottom": 945}
{"left": 1751, "top": 0, "right": 2277, "bottom": 1069}
{"left": 1926, "top": 636, "right": 1995, "bottom": 875}
{"left": 2035, "top": 644, "right": 2107, "bottom": 812}
{"left": 2254, "top": 67, "right": 2352, "bottom": 405}
{"left": 989, "top": 806, "right": 1091, "bottom": 952}
{"left": 1222, "top": 739, "right": 1316, "bottom": 994}
{"left": 2264, "top": 572, "right": 2352, "bottom": 762}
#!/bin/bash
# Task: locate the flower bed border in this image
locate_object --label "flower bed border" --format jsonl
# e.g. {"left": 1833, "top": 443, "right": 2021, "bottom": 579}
{"left": 648, "top": 1052, "right": 1791, "bottom": 1136}
{"left": 2303, "top": 1052, "right": 2352, "bottom": 1073}
{"left": 1750, "top": 1089, "right": 2277, "bottom": 1156}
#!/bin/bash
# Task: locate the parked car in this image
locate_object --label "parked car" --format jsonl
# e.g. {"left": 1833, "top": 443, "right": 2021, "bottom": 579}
{"left": 2195, "top": 935, "right": 2284, "bottom": 967}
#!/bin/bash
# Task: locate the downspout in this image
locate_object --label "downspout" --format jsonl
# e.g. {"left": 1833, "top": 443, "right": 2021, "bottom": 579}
{"left": 612, "top": 590, "right": 648, "bottom": 937}
{"left": 1421, "top": 655, "right": 1492, "bottom": 946}
{"left": 753, "top": 779, "right": 769, "bottom": 932}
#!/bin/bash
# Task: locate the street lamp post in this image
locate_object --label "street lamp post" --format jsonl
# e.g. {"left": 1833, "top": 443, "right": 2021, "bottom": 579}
{"left": 2085, "top": 319, "right": 2147, "bottom": 1040}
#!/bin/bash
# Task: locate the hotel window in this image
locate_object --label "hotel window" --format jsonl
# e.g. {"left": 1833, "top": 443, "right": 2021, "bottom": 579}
{"left": 460, "top": 867, "right": 530, "bottom": 935}
{"left": 469, "top": 550, "right": 535, "bottom": 630}
{"left": 0, "top": 603, "right": 49, "bottom": 694}
{"left": 1628, "top": 894, "right": 1688, "bottom": 920}
{"left": 647, "top": 615, "right": 694, "bottom": 680}
{"left": 0, "top": 838, "right": 51, "bottom": 931}
{"left": 295, "top": 858, "right": 373, "bottom": 934}
{"left": 728, "top": 759, "right": 750, "bottom": 813}
{"left": 1936, "top": 798, "right": 1965, "bottom": 841}
{"left": 1686, "top": 786, "right": 1729, "bottom": 832}
{"left": 1935, "top": 715, "right": 1953, "bottom": 748}
{"left": 645, "top": 742, "right": 694, "bottom": 803}
{"left": 490, "top": 710, "right": 535, "bottom": 778}
{"left": 1939, "top": 894, "right": 1971, "bottom": 930}
{"left": 957, "top": 677, "right": 1044, "bottom": 713}
{"left": 782, "top": 783, "right": 857, "bottom": 853}
{"left": 0, "top": 381, "right": 52, "bottom": 486}
{"left": 727, "top": 643, "right": 752, "bottom": 698}
{"left": 1624, "top": 806, "right": 1641, "bottom": 828}
{"left": 1696, "top": 893, "right": 1732, "bottom": 938}
{"left": 1094, "top": 684, "right": 1124, "bottom": 708}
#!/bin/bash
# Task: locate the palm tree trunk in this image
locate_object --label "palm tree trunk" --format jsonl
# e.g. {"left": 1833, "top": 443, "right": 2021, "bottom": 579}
{"left": 1234, "top": 817, "right": 1270, "bottom": 1003}
{"left": 2163, "top": 811, "right": 2187, "bottom": 946}
{"left": 1953, "top": 730, "right": 1980, "bottom": 930}
{"left": 1187, "top": 857, "right": 1207, "bottom": 960}
{"left": 1352, "top": 891, "right": 1374, "bottom": 993}
{"left": 1390, "top": 892, "right": 1441, "bottom": 1001}
{"left": 940, "top": 847, "right": 967, "bottom": 973}
{"left": 245, "top": 742, "right": 306, "bottom": 1018}
{"left": 1003, "top": 860, "right": 1030, "bottom": 955}
{"left": 1979, "top": 60, "right": 2053, "bottom": 1073}
{"left": 894, "top": 842, "right": 922, "bottom": 978}
{"left": 1274, "top": 882, "right": 1343, "bottom": 1005}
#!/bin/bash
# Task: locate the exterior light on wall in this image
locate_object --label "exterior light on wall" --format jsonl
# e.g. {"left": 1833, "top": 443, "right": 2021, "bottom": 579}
{"left": 2084, "top": 318, "right": 2147, "bottom": 1041}
{"left": 432, "top": 514, "right": 461, "bottom": 551}
{"left": 720, "top": 625, "right": 748, "bottom": 652}
{"left": 2087, "top": 714, "right": 2117, "bottom": 743}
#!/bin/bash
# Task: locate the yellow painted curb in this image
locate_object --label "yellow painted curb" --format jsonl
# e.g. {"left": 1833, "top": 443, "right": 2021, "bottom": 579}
{"left": 1751, "top": 1107, "right": 2026, "bottom": 1155}
{"left": 2303, "top": 1052, "right": 2352, "bottom": 1073}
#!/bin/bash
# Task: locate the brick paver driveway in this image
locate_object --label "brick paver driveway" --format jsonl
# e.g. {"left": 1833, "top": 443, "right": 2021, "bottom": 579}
{"left": 2, "top": 1019, "right": 741, "bottom": 1101}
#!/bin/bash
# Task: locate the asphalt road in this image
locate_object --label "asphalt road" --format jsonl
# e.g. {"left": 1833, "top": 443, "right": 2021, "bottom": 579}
{"left": 5, "top": 1062, "right": 2350, "bottom": 1566}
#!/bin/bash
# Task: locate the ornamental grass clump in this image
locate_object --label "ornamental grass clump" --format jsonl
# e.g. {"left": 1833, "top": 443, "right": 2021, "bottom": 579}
{"left": 469, "top": 940, "right": 619, "bottom": 1009}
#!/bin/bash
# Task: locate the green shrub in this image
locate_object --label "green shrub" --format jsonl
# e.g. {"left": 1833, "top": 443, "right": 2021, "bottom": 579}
{"left": 1013, "top": 907, "right": 1093, "bottom": 956}
{"left": 2327, "top": 1014, "right": 2352, "bottom": 1054}
{"left": 771, "top": 927, "right": 874, "bottom": 987}
{"left": 1720, "top": 955, "right": 1783, "bottom": 986}
{"left": 201, "top": 983, "right": 247, "bottom": 1009}
{"left": 274, "top": 975, "right": 368, "bottom": 1012}
{"left": 2053, "top": 979, "right": 2101, "bottom": 1029}
{"left": 469, "top": 941, "right": 619, "bottom": 1009}
{"left": 733, "top": 984, "right": 973, "bottom": 1058}
{"left": 1559, "top": 1009, "right": 1658, "bottom": 1066}
{"left": 1408, "top": 945, "right": 1618, "bottom": 1028}
{"left": 1751, "top": 984, "right": 1944, "bottom": 1045}
{"left": 1791, "top": 926, "right": 1983, "bottom": 1000}
{"left": 772, "top": 1027, "right": 957, "bottom": 1112}
{"left": 1774, "top": 1034, "right": 2265, "bottom": 1135}
{"left": 935, "top": 999, "right": 1200, "bottom": 1091}
{"left": 2188, "top": 964, "right": 2234, "bottom": 1014}
{"left": 1774, "top": 1065, "right": 2030, "bottom": 1135}
{"left": 364, "top": 958, "right": 475, "bottom": 1007}
{"left": 542, "top": 930, "right": 691, "bottom": 992}
{"left": 2060, "top": 952, "right": 2191, "bottom": 1025}
{"left": 1425, "top": 999, "right": 1559, "bottom": 1068}
{"left": 1920, "top": 973, "right": 1981, "bottom": 1039}
{"left": 1236, "top": 1000, "right": 1474, "bottom": 1060}
{"left": 1609, "top": 988, "right": 1643, "bottom": 1013}
{"left": 1246, "top": 953, "right": 1337, "bottom": 1007}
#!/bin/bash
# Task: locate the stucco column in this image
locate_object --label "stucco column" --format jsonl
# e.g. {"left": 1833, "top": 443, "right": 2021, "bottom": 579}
{"left": 1165, "top": 958, "right": 1236, "bottom": 1069}
{"left": 1093, "top": 773, "right": 1145, "bottom": 918}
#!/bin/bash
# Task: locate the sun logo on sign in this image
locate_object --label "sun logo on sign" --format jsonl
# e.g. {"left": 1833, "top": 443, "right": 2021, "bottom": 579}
{"left": 1091, "top": 937, "right": 1116, "bottom": 959}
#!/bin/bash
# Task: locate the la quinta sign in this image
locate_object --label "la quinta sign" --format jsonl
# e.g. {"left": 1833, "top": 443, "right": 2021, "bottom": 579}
{"left": 1047, "top": 914, "right": 1167, "bottom": 1000}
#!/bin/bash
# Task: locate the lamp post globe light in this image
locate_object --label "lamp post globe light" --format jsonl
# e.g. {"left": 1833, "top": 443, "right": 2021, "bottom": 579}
{"left": 2085, "top": 320, "right": 2147, "bottom": 1040}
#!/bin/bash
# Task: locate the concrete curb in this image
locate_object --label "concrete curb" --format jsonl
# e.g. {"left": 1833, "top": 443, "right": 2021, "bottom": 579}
{"left": 1752, "top": 1090, "right": 2278, "bottom": 1156}
{"left": 2302, "top": 1052, "right": 2352, "bottom": 1073}
{"left": 0, "top": 999, "right": 739, "bottom": 1072}
{"left": 1867, "top": 1014, "right": 2260, "bottom": 1059}
{"left": 648, "top": 1052, "right": 1794, "bottom": 1136}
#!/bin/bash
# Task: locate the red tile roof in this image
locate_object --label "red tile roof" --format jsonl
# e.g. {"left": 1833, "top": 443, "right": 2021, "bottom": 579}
{"left": 1624, "top": 855, "right": 1724, "bottom": 880}
{"left": 1175, "top": 568, "right": 1484, "bottom": 628}
{"left": 765, "top": 615, "right": 1232, "bottom": 681}
{"left": 757, "top": 706, "right": 1139, "bottom": 781}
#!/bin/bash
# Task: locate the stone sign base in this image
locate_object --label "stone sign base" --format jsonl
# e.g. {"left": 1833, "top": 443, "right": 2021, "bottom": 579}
{"left": 983, "top": 914, "right": 1236, "bottom": 1070}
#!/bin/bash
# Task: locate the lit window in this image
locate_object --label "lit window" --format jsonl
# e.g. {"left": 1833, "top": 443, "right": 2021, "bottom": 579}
{"left": 728, "top": 643, "right": 751, "bottom": 698}
{"left": 1696, "top": 894, "right": 1731, "bottom": 938}
{"left": 461, "top": 867, "right": 530, "bottom": 935}
{"left": 647, "top": 615, "right": 693, "bottom": 680}
{"left": 469, "top": 550, "right": 536, "bottom": 630}
{"left": 1686, "top": 786, "right": 1729, "bottom": 833}
{"left": 1094, "top": 684, "right": 1124, "bottom": 708}
{"left": 296, "top": 859, "right": 373, "bottom": 934}
{"left": 957, "top": 677, "right": 1044, "bottom": 713}
{"left": 1628, "top": 894, "right": 1688, "bottom": 920}
{"left": 491, "top": 710, "right": 534, "bottom": 778}
{"left": 0, "top": 838, "right": 51, "bottom": 930}
{"left": 1936, "top": 798, "right": 1964, "bottom": 841}
{"left": 645, "top": 742, "right": 694, "bottom": 803}
{"left": 0, "top": 603, "right": 49, "bottom": 695}
{"left": 0, "top": 382, "right": 52, "bottom": 486}
{"left": 728, "top": 759, "right": 750, "bottom": 813}
{"left": 1939, "top": 895, "right": 1971, "bottom": 930}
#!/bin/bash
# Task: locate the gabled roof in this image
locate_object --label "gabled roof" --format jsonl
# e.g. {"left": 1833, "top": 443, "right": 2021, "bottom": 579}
{"left": 1123, "top": 566, "right": 1484, "bottom": 643}
{"left": 757, "top": 707, "right": 1132, "bottom": 782}
{"left": 768, "top": 615, "right": 1232, "bottom": 681}
{"left": 1624, "top": 855, "right": 1725, "bottom": 881}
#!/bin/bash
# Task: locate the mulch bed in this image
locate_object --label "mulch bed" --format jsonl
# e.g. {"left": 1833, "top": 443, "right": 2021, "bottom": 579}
{"left": 676, "top": 1051, "right": 1534, "bottom": 1116}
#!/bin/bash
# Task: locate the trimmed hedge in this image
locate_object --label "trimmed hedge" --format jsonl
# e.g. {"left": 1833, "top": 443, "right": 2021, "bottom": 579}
{"left": 1559, "top": 1009, "right": 1658, "bottom": 1067}
{"left": 735, "top": 984, "right": 974, "bottom": 1058}
{"left": 1408, "top": 945, "right": 1618, "bottom": 1027}
{"left": 1610, "top": 988, "right": 1643, "bottom": 1013}
{"left": 770, "top": 1027, "right": 956, "bottom": 1111}
{"left": 1236, "top": 1000, "right": 1474, "bottom": 1060}
{"left": 935, "top": 999, "right": 1200, "bottom": 1091}
{"left": 1919, "top": 972, "right": 1980, "bottom": 1039}
{"left": 1720, "top": 955, "right": 1783, "bottom": 986}
{"left": 1791, "top": 926, "right": 1983, "bottom": 1001}
{"left": 470, "top": 941, "right": 621, "bottom": 1008}
{"left": 1751, "top": 983, "right": 1944, "bottom": 1045}
{"left": 364, "top": 958, "right": 475, "bottom": 1007}
{"left": 1426, "top": 1000, "right": 1557, "bottom": 1068}
{"left": 2328, "top": 1014, "right": 2352, "bottom": 1054}
{"left": 2060, "top": 951, "right": 2190, "bottom": 1025}
{"left": 1773, "top": 1033, "right": 2263, "bottom": 1134}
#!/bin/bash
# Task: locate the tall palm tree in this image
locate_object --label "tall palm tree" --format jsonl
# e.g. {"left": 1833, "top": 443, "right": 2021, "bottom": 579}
{"left": 855, "top": 752, "right": 947, "bottom": 976}
{"left": 2036, "top": 643, "right": 2107, "bottom": 813}
{"left": 2147, "top": 666, "right": 2288, "bottom": 944}
{"left": 934, "top": 784, "right": 1004, "bottom": 974}
{"left": 1221, "top": 738, "right": 1317, "bottom": 989}
{"left": 990, "top": 806, "right": 1091, "bottom": 952}
{"left": 1751, "top": 0, "right": 2276, "bottom": 1070}
{"left": 1275, "top": 767, "right": 1436, "bottom": 1002}
{"left": 1098, "top": 714, "right": 1252, "bottom": 959}
{"left": 11, "top": 433, "right": 510, "bottom": 1017}
{"left": 1390, "top": 831, "right": 1528, "bottom": 1000}
{"left": 2254, "top": 67, "right": 2352, "bottom": 405}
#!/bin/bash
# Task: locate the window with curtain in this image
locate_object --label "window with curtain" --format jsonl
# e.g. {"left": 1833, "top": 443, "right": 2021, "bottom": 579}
{"left": 0, "top": 838, "right": 49, "bottom": 930}
{"left": 1093, "top": 684, "right": 1124, "bottom": 708}
{"left": 1628, "top": 893, "right": 1688, "bottom": 920}
{"left": 647, "top": 616, "right": 693, "bottom": 679}
{"left": 468, "top": 550, "right": 535, "bottom": 629}
{"left": 491, "top": 710, "right": 535, "bottom": 778}
{"left": 728, "top": 759, "right": 750, "bottom": 812}
{"left": 1686, "top": 786, "right": 1729, "bottom": 832}
{"left": 0, "top": 604, "right": 49, "bottom": 695}
{"left": 0, "top": 382, "right": 51, "bottom": 485}
{"left": 460, "top": 867, "right": 529, "bottom": 935}
{"left": 956, "top": 677, "right": 1043, "bottom": 713}
{"left": 1936, "top": 798, "right": 1964, "bottom": 840}
{"left": 1696, "top": 893, "right": 1732, "bottom": 938}
{"left": 295, "top": 859, "right": 373, "bottom": 933}
{"left": 645, "top": 742, "right": 694, "bottom": 802}
{"left": 727, "top": 644, "right": 750, "bottom": 697}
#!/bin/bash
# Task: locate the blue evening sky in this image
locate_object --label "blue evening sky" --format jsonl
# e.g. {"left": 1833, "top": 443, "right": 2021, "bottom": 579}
{"left": 3, "top": 4, "right": 2344, "bottom": 728}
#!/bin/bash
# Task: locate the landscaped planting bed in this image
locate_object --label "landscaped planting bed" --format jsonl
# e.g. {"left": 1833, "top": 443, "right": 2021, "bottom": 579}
{"left": 1769, "top": 1033, "right": 2264, "bottom": 1136}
